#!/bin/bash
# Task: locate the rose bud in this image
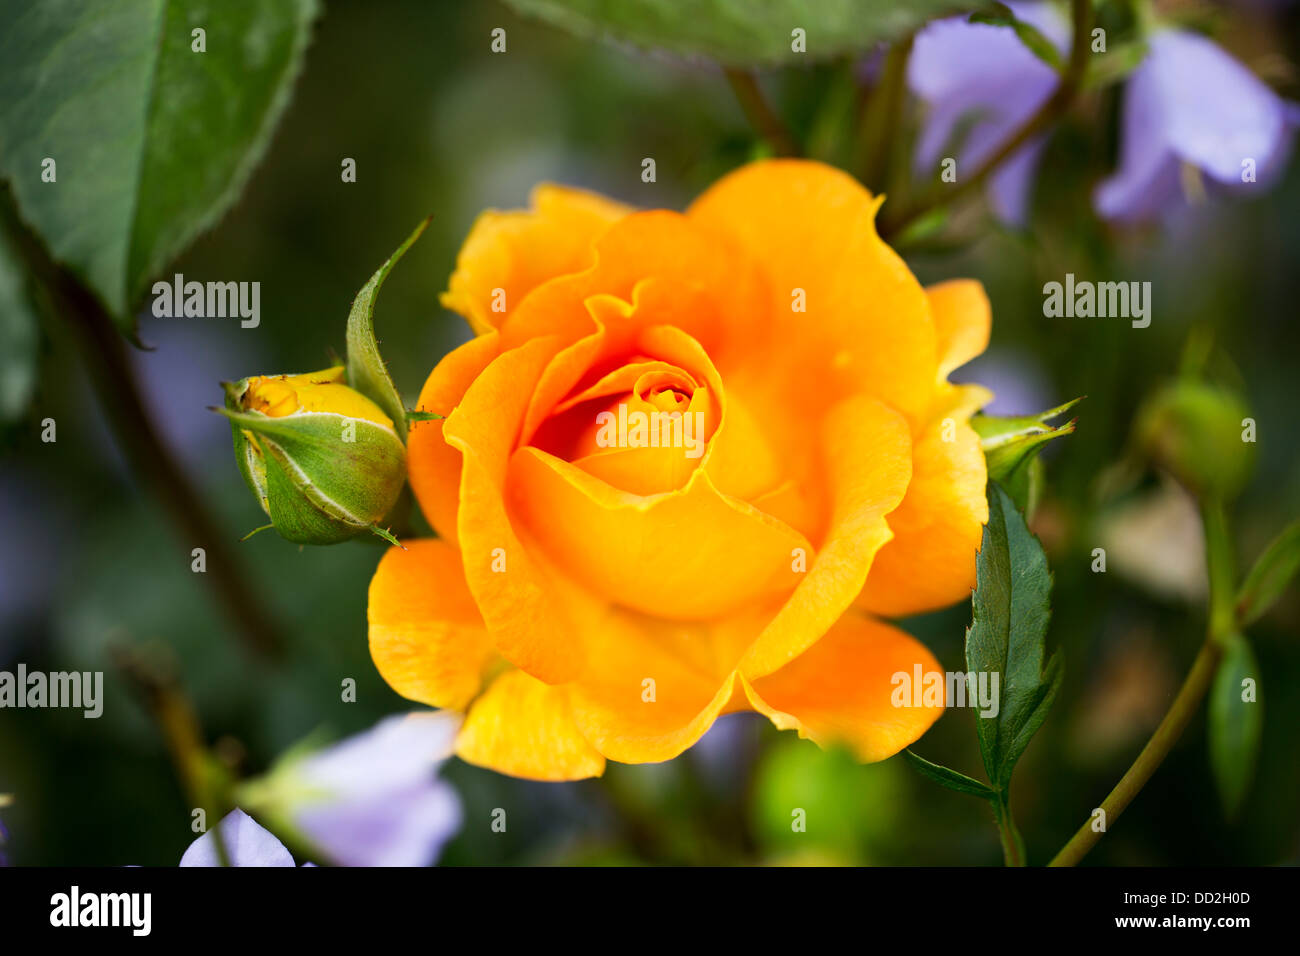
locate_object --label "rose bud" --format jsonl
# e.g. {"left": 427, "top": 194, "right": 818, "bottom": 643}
{"left": 1135, "top": 380, "right": 1256, "bottom": 501}
{"left": 217, "top": 366, "right": 406, "bottom": 545}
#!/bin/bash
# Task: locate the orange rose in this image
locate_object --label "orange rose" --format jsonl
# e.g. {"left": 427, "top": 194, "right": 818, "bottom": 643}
{"left": 368, "top": 160, "right": 992, "bottom": 780}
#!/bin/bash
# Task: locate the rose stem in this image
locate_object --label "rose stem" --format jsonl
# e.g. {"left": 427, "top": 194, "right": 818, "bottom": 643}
{"left": 2, "top": 189, "right": 284, "bottom": 662}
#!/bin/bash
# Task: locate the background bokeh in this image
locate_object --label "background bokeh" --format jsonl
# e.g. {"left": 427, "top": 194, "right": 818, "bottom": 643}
{"left": 1, "top": 0, "right": 1298, "bottom": 865}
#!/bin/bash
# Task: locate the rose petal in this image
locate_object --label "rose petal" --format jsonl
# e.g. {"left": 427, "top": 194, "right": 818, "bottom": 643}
{"left": 858, "top": 416, "right": 987, "bottom": 616}
{"left": 444, "top": 336, "right": 588, "bottom": 683}
{"left": 688, "top": 159, "right": 938, "bottom": 424}
{"left": 740, "top": 394, "right": 913, "bottom": 678}
{"left": 926, "top": 279, "right": 992, "bottom": 380}
{"left": 508, "top": 447, "right": 809, "bottom": 620}
{"left": 566, "top": 610, "right": 751, "bottom": 764}
{"left": 368, "top": 543, "right": 497, "bottom": 712}
{"left": 744, "top": 613, "right": 946, "bottom": 762}
{"left": 442, "top": 184, "right": 632, "bottom": 334}
{"left": 407, "top": 332, "right": 502, "bottom": 545}
{"left": 455, "top": 668, "right": 605, "bottom": 781}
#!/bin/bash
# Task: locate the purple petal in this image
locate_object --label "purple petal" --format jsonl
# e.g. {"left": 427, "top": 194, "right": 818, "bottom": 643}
{"left": 295, "top": 712, "right": 458, "bottom": 800}
{"left": 1093, "top": 54, "right": 1184, "bottom": 220}
{"left": 908, "top": 4, "right": 1064, "bottom": 103}
{"left": 179, "top": 809, "right": 294, "bottom": 867}
{"left": 294, "top": 780, "right": 462, "bottom": 868}
{"left": 284, "top": 713, "right": 463, "bottom": 867}
{"left": 1095, "top": 28, "right": 1299, "bottom": 221}
{"left": 908, "top": 3, "right": 1067, "bottom": 224}
{"left": 1147, "top": 30, "right": 1291, "bottom": 184}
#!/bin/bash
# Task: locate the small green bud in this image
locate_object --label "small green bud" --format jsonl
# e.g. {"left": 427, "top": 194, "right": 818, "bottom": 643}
{"left": 218, "top": 366, "right": 406, "bottom": 544}
{"left": 1135, "top": 381, "right": 1256, "bottom": 500}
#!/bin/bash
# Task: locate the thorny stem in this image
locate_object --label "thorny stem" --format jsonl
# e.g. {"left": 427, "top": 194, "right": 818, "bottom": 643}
{"left": 878, "top": 0, "right": 1094, "bottom": 239}
{"left": 724, "top": 68, "right": 800, "bottom": 157}
{"left": 2, "top": 191, "right": 284, "bottom": 662}
{"left": 1048, "top": 499, "right": 1236, "bottom": 866}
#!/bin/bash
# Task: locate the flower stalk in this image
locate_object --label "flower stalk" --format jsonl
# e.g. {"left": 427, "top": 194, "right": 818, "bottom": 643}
{"left": 724, "top": 68, "right": 800, "bottom": 157}
{"left": 1048, "top": 497, "right": 1236, "bottom": 866}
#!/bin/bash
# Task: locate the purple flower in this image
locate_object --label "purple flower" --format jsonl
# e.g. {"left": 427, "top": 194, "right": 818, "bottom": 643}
{"left": 180, "top": 809, "right": 294, "bottom": 867}
{"left": 286, "top": 713, "right": 462, "bottom": 868}
{"left": 1094, "top": 28, "right": 1300, "bottom": 221}
{"left": 907, "top": 2, "right": 1068, "bottom": 224}
{"left": 181, "top": 713, "right": 463, "bottom": 867}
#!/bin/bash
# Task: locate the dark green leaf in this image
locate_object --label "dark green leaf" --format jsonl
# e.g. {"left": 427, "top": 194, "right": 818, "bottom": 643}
{"left": 0, "top": 229, "right": 39, "bottom": 423}
{"left": 502, "top": 0, "right": 984, "bottom": 67}
{"left": 967, "top": 482, "right": 1062, "bottom": 789}
{"left": 1208, "top": 634, "right": 1262, "bottom": 820}
{"left": 345, "top": 219, "right": 430, "bottom": 436}
{"left": 903, "top": 750, "right": 998, "bottom": 799}
{"left": 972, "top": 397, "right": 1080, "bottom": 511}
{"left": 1235, "top": 519, "right": 1300, "bottom": 626}
{"left": 0, "top": 0, "right": 319, "bottom": 333}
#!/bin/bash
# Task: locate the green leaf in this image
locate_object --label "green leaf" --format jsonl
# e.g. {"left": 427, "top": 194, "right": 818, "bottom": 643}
{"left": 969, "top": 4, "right": 1063, "bottom": 71}
{"left": 1235, "top": 519, "right": 1300, "bottom": 627}
{"left": 967, "top": 482, "right": 1062, "bottom": 789}
{"left": 0, "top": 0, "right": 319, "bottom": 333}
{"left": 903, "top": 750, "right": 998, "bottom": 799}
{"left": 502, "top": 0, "right": 984, "bottom": 67}
{"left": 1208, "top": 634, "right": 1262, "bottom": 820}
{"left": 1084, "top": 40, "right": 1150, "bottom": 91}
{"left": 0, "top": 229, "right": 39, "bottom": 423}
{"left": 345, "top": 219, "right": 430, "bottom": 437}
{"left": 972, "top": 397, "right": 1080, "bottom": 511}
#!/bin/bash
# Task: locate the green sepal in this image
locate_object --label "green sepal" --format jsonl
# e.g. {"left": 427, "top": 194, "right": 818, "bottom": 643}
{"left": 405, "top": 409, "right": 444, "bottom": 426}
{"left": 345, "top": 219, "right": 430, "bottom": 437}
{"left": 216, "top": 406, "right": 406, "bottom": 545}
{"left": 972, "top": 398, "right": 1080, "bottom": 512}
{"left": 223, "top": 382, "right": 270, "bottom": 513}
{"left": 369, "top": 524, "right": 402, "bottom": 548}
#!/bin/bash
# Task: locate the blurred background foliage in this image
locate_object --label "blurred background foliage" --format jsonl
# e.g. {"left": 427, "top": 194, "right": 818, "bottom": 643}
{"left": 1, "top": 0, "right": 1298, "bottom": 865}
